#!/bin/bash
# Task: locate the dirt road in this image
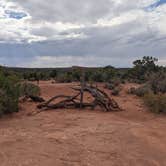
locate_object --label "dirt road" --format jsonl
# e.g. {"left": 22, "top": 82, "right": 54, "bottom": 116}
{"left": 0, "top": 82, "right": 166, "bottom": 166}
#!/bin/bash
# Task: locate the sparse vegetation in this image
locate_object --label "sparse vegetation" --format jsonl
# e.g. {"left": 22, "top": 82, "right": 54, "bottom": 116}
{"left": 128, "top": 84, "right": 152, "bottom": 97}
{"left": 111, "top": 87, "right": 121, "bottom": 96}
{"left": 0, "top": 67, "right": 41, "bottom": 116}
{"left": 143, "top": 93, "right": 166, "bottom": 113}
{"left": 1, "top": 56, "right": 166, "bottom": 115}
{"left": 0, "top": 68, "right": 20, "bottom": 116}
{"left": 148, "top": 71, "right": 166, "bottom": 94}
{"left": 126, "top": 56, "right": 159, "bottom": 83}
{"left": 17, "top": 82, "right": 40, "bottom": 97}
{"left": 105, "top": 78, "right": 121, "bottom": 89}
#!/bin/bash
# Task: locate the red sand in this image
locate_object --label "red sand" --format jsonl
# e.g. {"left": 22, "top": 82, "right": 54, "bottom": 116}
{"left": 0, "top": 81, "right": 166, "bottom": 166}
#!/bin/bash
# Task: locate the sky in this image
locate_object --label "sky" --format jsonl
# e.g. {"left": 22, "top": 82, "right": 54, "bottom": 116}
{"left": 0, "top": 0, "right": 166, "bottom": 68}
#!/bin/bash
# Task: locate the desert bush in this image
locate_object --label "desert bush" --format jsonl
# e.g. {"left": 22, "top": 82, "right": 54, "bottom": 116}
{"left": 102, "top": 66, "right": 118, "bottom": 82}
{"left": 128, "top": 84, "right": 152, "bottom": 97}
{"left": 128, "top": 70, "right": 166, "bottom": 97}
{"left": 23, "top": 71, "right": 50, "bottom": 81}
{"left": 147, "top": 71, "right": 166, "bottom": 94}
{"left": 111, "top": 87, "right": 121, "bottom": 96}
{"left": 126, "top": 56, "right": 159, "bottom": 82}
{"left": 110, "top": 78, "right": 121, "bottom": 86}
{"left": 0, "top": 68, "right": 41, "bottom": 116}
{"left": 56, "top": 72, "right": 73, "bottom": 83}
{"left": 90, "top": 71, "right": 104, "bottom": 82}
{"left": 17, "top": 82, "right": 40, "bottom": 97}
{"left": 105, "top": 78, "right": 122, "bottom": 96}
{"left": 0, "top": 88, "right": 19, "bottom": 116}
{"left": 143, "top": 93, "right": 166, "bottom": 113}
{"left": 0, "top": 71, "right": 20, "bottom": 116}
{"left": 49, "top": 70, "right": 57, "bottom": 78}
{"left": 105, "top": 78, "right": 121, "bottom": 90}
{"left": 105, "top": 83, "right": 114, "bottom": 90}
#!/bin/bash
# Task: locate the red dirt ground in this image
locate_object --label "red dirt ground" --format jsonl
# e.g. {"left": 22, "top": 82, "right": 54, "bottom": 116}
{"left": 0, "top": 81, "right": 166, "bottom": 166}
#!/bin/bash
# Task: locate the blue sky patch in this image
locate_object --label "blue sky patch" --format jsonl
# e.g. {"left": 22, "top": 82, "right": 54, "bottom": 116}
{"left": 5, "top": 10, "right": 27, "bottom": 19}
{"left": 146, "top": 0, "right": 166, "bottom": 11}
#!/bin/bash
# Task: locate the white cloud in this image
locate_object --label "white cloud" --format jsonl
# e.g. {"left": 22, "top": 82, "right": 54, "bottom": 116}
{"left": 157, "top": 59, "right": 166, "bottom": 66}
{"left": 1, "top": 0, "right": 166, "bottom": 43}
{"left": 26, "top": 55, "right": 130, "bottom": 68}
{"left": 0, "top": 0, "right": 166, "bottom": 67}
{"left": 152, "top": 4, "right": 166, "bottom": 34}
{"left": 96, "top": 10, "right": 145, "bottom": 27}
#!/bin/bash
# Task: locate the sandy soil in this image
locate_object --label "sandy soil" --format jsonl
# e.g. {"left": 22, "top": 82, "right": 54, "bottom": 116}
{"left": 0, "top": 81, "right": 166, "bottom": 166}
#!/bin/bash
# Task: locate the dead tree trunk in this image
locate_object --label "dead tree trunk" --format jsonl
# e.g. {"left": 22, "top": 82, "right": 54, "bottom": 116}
{"left": 26, "top": 67, "right": 123, "bottom": 115}
{"left": 80, "top": 70, "right": 85, "bottom": 108}
{"left": 37, "top": 85, "right": 122, "bottom": 112}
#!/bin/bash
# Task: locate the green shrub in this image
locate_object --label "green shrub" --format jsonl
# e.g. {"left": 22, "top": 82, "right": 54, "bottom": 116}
{"left": 143, "top": 93, "right": 166, "bottom": 113}
{"left": 126, "top": 56, "right": 159, "bottom": 82}
{"left": 17, "top": 82, "right": 40, "bottom": 97}
{"left": 105, "top": 83, "right": 115, "bottom": 90}
{"left": 0, "top": 70, "right": 40, "bottom": 116}
{"left": 148, "top": 71, "right": 166, "bottom": 94}
{"left": 111, "top": 87, "right": 121, "bottom": 96}
{"left": 56, "top": 73, "right": 73, "bottom": 83}
{"left": 90, "top": 71, "right": 103, "bottom": 82}
{"left": 105, "top": 78, "right": 122, "bottom": 96}
{"left": 105, "top": 78, "right": 121, "bottom": 90}
{"left": 0, "top": 89, "right": 19, "bottom": 115}
{"left": 128, "top": 84, "right": 152, "bottom": 97}
{"left": 50, "top": 70, "right": 57, "bottom": 78}
{"left": 0, "top": 71, "right": 20, "bottom": 116}
{"left": 109, "top": 78, "right": 121, "bottom": 86}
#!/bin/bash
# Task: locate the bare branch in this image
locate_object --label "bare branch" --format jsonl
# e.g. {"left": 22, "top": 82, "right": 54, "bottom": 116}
{"left": 36, "top": 85, "right": 122, "bottom": 112}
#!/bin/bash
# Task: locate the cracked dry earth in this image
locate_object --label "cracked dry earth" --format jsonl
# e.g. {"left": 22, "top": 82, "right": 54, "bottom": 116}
{"left": 0, "top": 81, "right": 166, "bottom": 166}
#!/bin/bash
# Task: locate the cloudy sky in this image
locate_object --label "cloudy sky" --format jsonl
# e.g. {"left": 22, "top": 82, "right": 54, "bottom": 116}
{"left": 0, "top": 0, "right": 166, "bottom": 67}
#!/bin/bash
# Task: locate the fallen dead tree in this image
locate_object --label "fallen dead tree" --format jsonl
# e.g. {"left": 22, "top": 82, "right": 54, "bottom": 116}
{"left": 36, "top": 85, "right": 122, "bottom": 112}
